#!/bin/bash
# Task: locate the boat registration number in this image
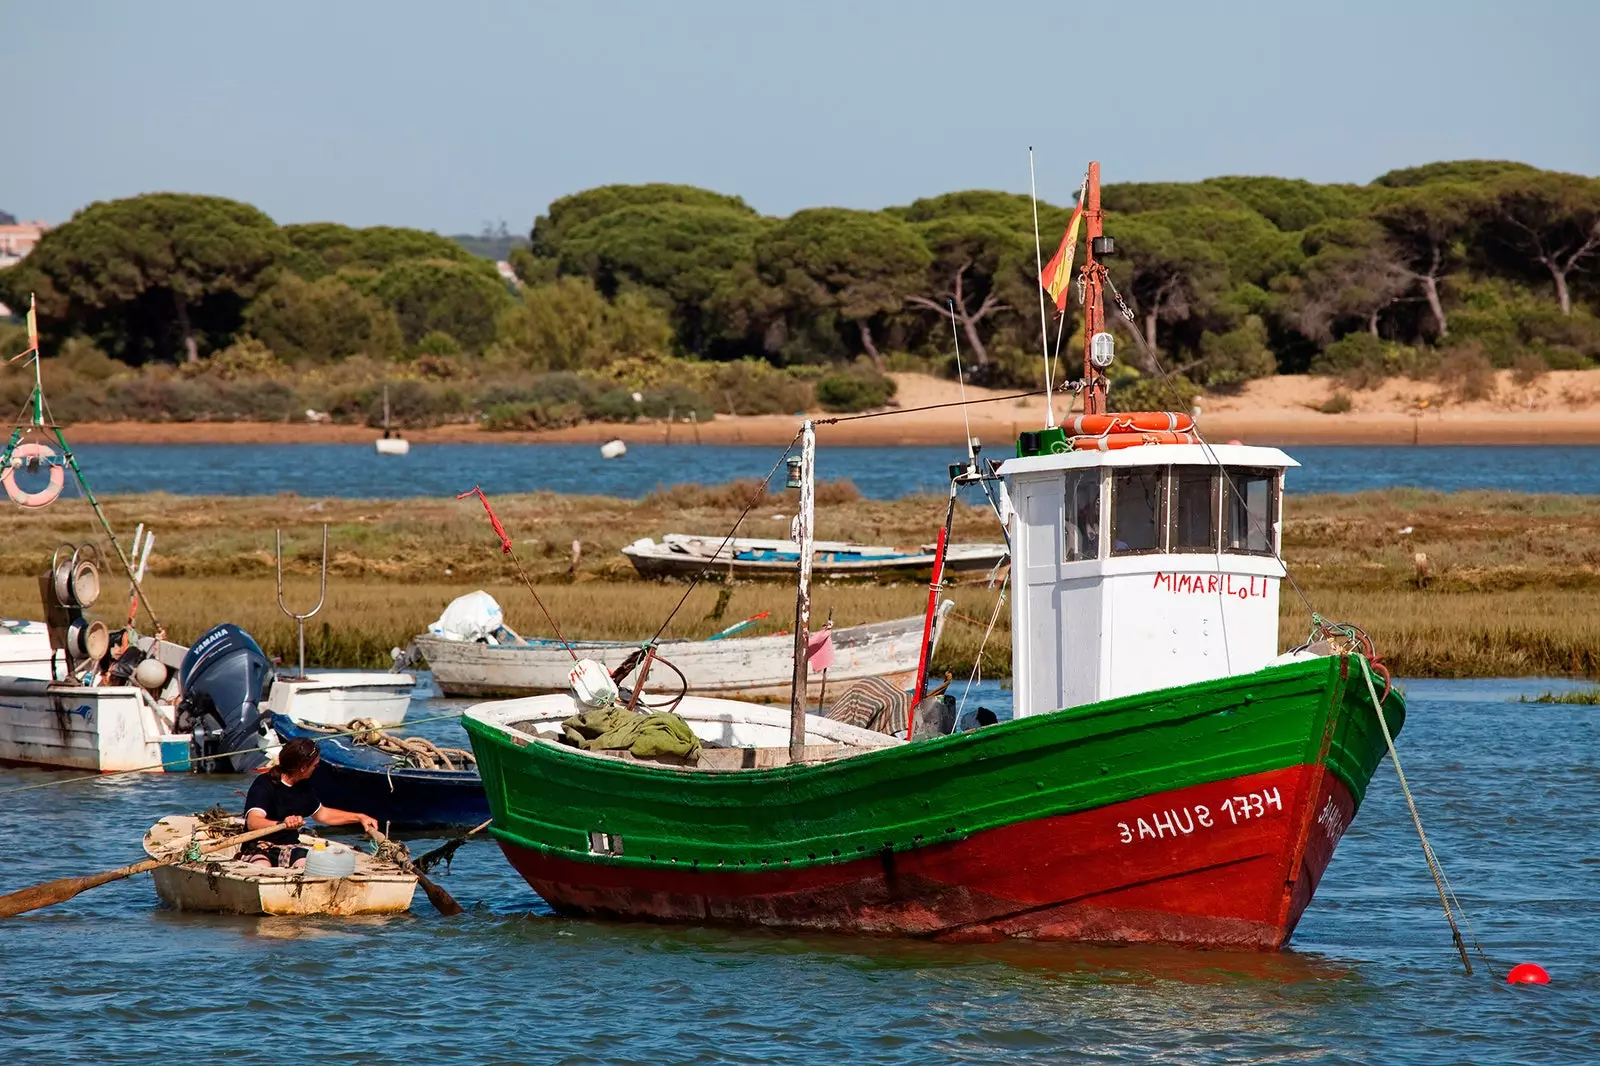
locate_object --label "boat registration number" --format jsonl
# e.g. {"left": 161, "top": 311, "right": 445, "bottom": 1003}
{"left": 1116, "top": 787, "right": 1283, "bottom": 845}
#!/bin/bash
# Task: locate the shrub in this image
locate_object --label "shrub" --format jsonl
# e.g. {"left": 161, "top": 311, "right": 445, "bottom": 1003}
{"left": 1435, "top": 343, "right": 1497, "bottom": 402}
{"left": 814, "top": 366, "right": 895, "bottom": 412}
{"left": 1311, "top": 332, "right": 1383, "bottom": 374}
{"left": 1511, "top": 352, "right": 1549, "bottom": 387}
{"left": 1196, "top": 315, "right": 1276, "bottom": 387}
{"left": 412, "top": 330, "right": 462, "bottom": 357}
{"left": 1107, "top": 373, "right": 1200, "bottom": 413}
{"left": 1318, "top": 391, "right": 1353, "bottom": 414}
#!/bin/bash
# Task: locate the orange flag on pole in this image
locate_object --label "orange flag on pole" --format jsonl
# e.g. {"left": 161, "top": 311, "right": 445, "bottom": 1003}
{"left": 1039, "top": 201, "right": 1084, "bottom": 312}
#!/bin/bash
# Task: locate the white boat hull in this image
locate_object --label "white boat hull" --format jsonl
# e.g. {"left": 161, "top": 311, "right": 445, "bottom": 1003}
{"left": 375, "top": 437, "right": 410, "bottom": 455}
{"left": 415, "top": 605, "right": 950, "bottom": 700}
{"left": 265, "top": 672, "right": 415, "bottom": 728}
{"left": 0, "top": 678, "right": 177, "bottom": 772}
{"left": 622, "top": 535, "right": 1008, "bottom": 581}
{"left": 145, "top": 817, "right": 417, "bottom": 915}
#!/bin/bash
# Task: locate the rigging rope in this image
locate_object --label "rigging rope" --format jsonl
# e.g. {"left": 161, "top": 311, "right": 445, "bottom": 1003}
{"left": 812, "top": 385, "right": 1080, "bottom": 427}
{"left": 955, "top": 572, "right": 1009, "bottom": 722}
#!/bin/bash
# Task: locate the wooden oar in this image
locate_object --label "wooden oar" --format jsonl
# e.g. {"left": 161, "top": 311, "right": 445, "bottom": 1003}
{"left": 367, "top": 827, "right": 463, "bottom": 917}
{"left": 0, "top": 821, "right": 288, "bottom": 919}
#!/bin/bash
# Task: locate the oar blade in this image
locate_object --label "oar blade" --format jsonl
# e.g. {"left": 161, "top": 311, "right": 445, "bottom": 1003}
{"left": 0, "top": 866, "right": 133, "bottom": 919}
{"left": 417, "top": 873, "right": 464, "bottom": 917}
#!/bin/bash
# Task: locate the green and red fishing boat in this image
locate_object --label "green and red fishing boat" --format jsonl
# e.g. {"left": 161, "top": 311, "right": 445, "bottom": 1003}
{"left": 462, "top": 160, "right": 1406, "bottom": 949}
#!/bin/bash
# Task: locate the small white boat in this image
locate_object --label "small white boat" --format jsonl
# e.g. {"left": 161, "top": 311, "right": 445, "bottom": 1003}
{"left": 622, "top": 534, "right": 1008, "bottom": 581}
{"left": 413, "top": 603, "right": 950, "bottom": 700}
{"left": 0, "top": 634, "right": 189, "bottom": 772}
{"left": 144, "top": 815, "right": 417, "bottom": 915}
{"left": 264, "top": 671, "right": 415, "bottom": 728}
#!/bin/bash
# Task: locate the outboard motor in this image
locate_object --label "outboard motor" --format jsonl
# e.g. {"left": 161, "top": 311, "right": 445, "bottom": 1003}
{"left": 176, "top": 624, "right": 272, "bottom": 773}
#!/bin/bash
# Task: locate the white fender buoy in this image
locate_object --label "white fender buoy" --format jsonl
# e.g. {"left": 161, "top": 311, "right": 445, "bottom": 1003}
{"left": 600, "top": 439, "right": 627, "bottom": 460}
{"left": 3, "top": 442, "right": 65, "bottom": 509}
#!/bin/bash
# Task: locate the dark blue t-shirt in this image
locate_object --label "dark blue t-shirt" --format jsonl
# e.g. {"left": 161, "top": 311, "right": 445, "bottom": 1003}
{"left": 243, "top": 773, "right": 321, "bottom": 847}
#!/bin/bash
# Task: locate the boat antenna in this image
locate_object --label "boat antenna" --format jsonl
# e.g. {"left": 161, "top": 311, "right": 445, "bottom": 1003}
{"left": 949, "top": 299, "right": 975, "bottom": 469}
{"left": 1027, "top": 147, "right": 1057, "bottom": 429}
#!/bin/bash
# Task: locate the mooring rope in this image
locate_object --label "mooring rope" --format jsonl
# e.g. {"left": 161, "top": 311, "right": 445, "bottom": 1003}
{"left": 1359, "top": 656, "right": 1496, "bottom": 978}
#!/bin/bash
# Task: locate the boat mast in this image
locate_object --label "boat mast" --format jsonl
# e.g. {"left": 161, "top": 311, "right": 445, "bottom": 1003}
{"left": 1080, "top": 161, "right": 1108, "bottom": 415}
{"left": 787, "top": 421, "right": 816, "bottom": 764}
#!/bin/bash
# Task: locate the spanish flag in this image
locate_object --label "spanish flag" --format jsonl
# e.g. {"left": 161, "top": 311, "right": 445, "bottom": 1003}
{"left": 1039, "top": 200, "right": 1085, "bottom": 313}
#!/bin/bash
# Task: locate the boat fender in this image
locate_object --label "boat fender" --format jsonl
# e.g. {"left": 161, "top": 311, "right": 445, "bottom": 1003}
{"left": 569, "top": 658, "right": 619, "bottom": 708}
{"left": 3, "top": 442, "right": 65, "bottom": 509}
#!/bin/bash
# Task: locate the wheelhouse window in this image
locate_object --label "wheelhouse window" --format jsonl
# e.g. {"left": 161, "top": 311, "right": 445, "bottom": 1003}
{"left": 1110, "top": 469, "right": 1163, "bottom": 555}
{"left": 1222, "top": 467, "right": 1277, "bottom": 555}
{"left": 1063, "top": 469, "right": 1101, "bottom": 562}
{"left": 1169, "top": 467, "right": 1216, "bottom": 552}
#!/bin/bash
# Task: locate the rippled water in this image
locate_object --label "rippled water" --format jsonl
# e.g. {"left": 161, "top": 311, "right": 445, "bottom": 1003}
{"left": 1, "top": 677, "right": 1595, "bottom": 1065}
{"left": 55, "top": 442, "right": 1600, "bottom": 500}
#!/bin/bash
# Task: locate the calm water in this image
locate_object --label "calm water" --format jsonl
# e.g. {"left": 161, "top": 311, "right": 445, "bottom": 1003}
{"left": 54, "top": 442, "right": 1600, "bottom": 500}
{"left": 1, "top": 677, "right": 1595, "bottom": 1064}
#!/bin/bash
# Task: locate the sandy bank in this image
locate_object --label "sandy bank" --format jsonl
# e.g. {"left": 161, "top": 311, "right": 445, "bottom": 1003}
{"left": 58, "top": 370, "right": 1600, "bottom": 447}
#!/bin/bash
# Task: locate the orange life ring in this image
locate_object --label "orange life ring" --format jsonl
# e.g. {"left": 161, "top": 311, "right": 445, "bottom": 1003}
{"left": 3, "top": 442, "right": 65, "bottom": 508}
{"left": 1070, "top": 430, "right": 1199, "bottom": 451}
{"left": 1065, "top": 412, "right": 1194, "bottom": 435}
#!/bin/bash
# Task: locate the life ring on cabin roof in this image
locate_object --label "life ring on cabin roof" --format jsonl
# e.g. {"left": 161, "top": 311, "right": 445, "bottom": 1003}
{"left": 1065, "top": 412, "right": 1195, "bottom": 435}
{"left": 3, "top": 442, "right": 66, "bottom": 508}
{"left": 1070, "top": 430, "right": 1199, "bottom": 452}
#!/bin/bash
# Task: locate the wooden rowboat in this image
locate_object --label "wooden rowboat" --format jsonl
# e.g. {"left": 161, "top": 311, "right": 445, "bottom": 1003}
{"left": 143, "top": 815, "right": 417, "bottom": 915}
{"left": 414, "top": 602, "right": 951, "bottom": 700}
{"left": 622, "top": 534, "right": 1008, "bottom": 581}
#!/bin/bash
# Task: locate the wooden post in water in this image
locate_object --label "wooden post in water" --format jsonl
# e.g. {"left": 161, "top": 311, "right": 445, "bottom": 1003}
{"left": 788, "top": 421, "right": 816, "bottom": 765}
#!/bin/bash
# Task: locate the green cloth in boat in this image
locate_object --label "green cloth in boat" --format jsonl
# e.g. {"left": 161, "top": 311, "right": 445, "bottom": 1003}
{"left": 560, "top": 707, "right": 703, "bottom": 761}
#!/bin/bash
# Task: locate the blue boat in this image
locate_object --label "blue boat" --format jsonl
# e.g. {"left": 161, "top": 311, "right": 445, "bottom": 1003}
{"left": 270, "top": 714, "right": 489, "bottom": 832}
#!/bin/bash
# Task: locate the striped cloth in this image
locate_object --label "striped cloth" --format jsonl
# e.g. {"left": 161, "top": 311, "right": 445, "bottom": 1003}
{"left": 824, "top": 676, "right": 955, "bottom": 739}
{"left": 824, "top": 677, "right": 910, "bottom": 736}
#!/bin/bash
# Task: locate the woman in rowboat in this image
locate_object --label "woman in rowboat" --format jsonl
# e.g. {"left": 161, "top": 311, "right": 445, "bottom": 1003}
{"left": 242, "top": 737, "right": 380, "bottom": 868}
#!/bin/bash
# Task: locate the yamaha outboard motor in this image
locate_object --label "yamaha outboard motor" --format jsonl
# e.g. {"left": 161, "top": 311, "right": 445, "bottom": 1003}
{"left": 177, "top": 624, "right": 272, "bottom": 773}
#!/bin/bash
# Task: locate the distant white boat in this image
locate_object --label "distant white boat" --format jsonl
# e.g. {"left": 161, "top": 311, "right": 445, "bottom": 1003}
{"left": 375, "top": 384, "right": 409, "bottom": 455}
{"left": 600, "top": 438, "right": 627, "bottom": 459}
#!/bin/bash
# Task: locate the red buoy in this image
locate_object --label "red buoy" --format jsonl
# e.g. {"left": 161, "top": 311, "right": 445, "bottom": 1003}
{"left": 1506, "top": 963, "right": 1550, "bottom": 984}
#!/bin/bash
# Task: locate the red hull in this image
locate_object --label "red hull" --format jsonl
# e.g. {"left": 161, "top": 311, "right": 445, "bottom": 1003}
{"left": 498, "top": 762, "right": 1358, "bottom": 949}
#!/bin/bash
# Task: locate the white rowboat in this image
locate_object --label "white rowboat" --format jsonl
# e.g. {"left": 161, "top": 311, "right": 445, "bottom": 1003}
{"left": 144, "top": 815, "right": 418, "bottom": 915}
{"left": 415, "top": 603, "right": 951, "bottom": 700}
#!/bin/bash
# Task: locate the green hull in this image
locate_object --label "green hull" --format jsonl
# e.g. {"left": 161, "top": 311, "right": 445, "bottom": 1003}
{"left": 466, "top": 655, "right": 1402, "bottom": 886}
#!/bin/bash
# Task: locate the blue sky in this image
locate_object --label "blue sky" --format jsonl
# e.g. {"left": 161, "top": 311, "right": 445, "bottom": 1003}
{"left": 7, "top": 0, "right": 1597, "bottom": 234}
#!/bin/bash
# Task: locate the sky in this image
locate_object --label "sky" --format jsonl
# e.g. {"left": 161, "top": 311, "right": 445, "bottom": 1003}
{"left": 7, "top": 0, "right": 1598, "bottom": 235}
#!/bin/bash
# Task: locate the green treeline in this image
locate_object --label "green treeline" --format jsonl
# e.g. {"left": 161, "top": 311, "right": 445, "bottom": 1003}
{"left": 2, "top": 160, "right": 1597, "bottom": 426}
